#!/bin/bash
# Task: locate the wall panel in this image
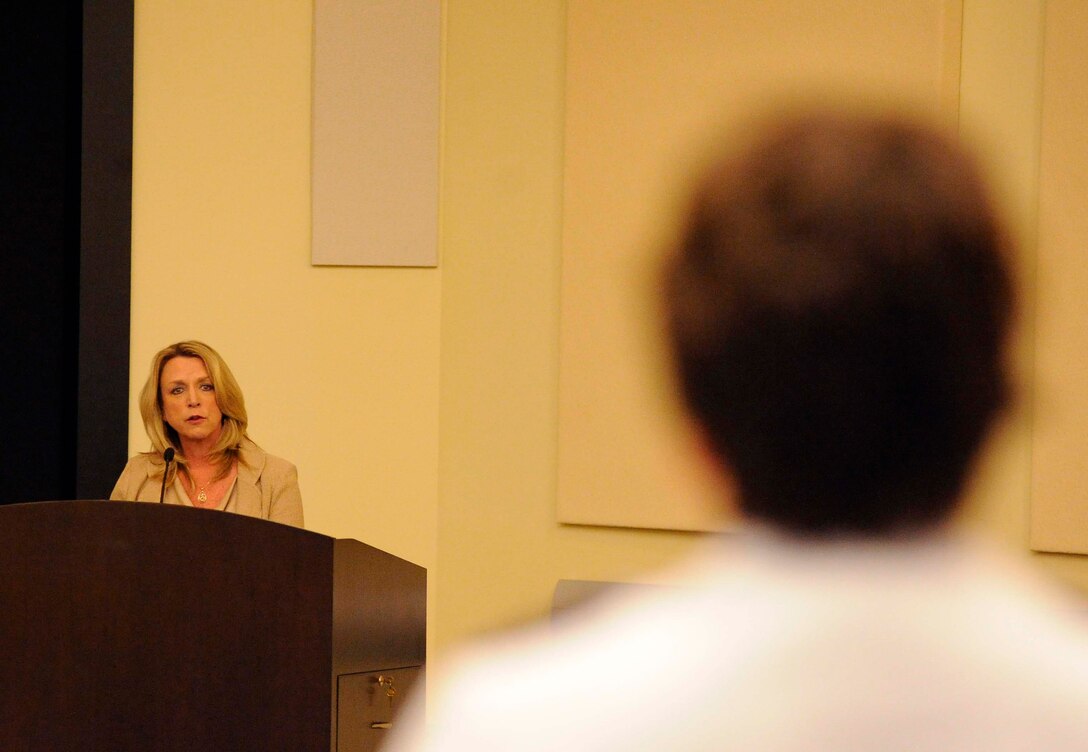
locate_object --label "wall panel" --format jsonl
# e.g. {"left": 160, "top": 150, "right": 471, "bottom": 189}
{"left": 1029, "top": 0, "right": 1088, "bottom": 554}
{"left": 558, "top": 0, "right": 964, "bottom": 530}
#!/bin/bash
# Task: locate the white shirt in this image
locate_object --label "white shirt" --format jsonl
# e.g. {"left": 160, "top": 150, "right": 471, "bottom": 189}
{"left": 386, "top": 528, "right": 1088, "bottom": 751}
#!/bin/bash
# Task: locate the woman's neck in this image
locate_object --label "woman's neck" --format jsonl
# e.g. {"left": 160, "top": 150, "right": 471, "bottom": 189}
{"left": 179, "top": 426, "right": 223, "bottom": 464}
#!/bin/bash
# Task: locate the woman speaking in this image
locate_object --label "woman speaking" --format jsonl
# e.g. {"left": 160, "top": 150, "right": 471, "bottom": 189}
{"left": 110, "top": 341, "right": 304, "bottom": 527}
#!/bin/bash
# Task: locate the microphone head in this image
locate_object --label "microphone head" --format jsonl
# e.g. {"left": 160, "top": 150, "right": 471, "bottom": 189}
{"left": 163, "top": 447, "right": 176, "bottom": 463}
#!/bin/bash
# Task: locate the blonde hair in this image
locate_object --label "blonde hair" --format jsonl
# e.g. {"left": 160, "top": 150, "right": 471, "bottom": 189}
{"left": 138, "top": 341, "right": 249, "bottom": 481}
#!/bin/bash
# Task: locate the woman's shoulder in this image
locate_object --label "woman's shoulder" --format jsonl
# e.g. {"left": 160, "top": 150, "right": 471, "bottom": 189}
{"left": 120, "top": 452, "right": 158, "bottom": 476}
{"left": 238, "top": 438, "right": 297, "bottom": 479}
{"left": 233, "top": 438, "right": 303, "bottom": 525}
{"left": 110, "top": 452, "right": 161, "bottom": 500}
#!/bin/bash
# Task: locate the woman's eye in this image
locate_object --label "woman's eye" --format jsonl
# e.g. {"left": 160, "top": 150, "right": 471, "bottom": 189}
{"left": 200, "top": 383, "right": 214, "bottom": 391}
{"left": 171, "top": 387, "right": 184, "bottom": 395}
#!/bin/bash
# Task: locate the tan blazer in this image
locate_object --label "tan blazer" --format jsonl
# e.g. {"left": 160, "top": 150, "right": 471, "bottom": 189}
{"left": 109, "top": 438, "right": 304, "bottom": 528}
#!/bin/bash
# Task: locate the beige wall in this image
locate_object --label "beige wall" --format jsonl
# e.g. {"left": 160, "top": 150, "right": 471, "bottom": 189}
{"left": 557, "top": 1, "right": 962, "bottom": 532}
{"left": 130, "top": 1, "right": 439, "bottom": 570}
{"left": 1028, "top": 0, "right": 1088, "bottom": 555}
{"left": 957, "top": 0, "right": 1088, "bottom": 590}
{"left": 435, "top": 2, "right": 702, "bottom": 662}
{"left": 129, "top": 0, "right": 1088, "bottom": 675}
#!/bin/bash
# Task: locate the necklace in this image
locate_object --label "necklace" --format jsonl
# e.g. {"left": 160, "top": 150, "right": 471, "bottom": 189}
{"left": 187, "top": 472, "right": 214, "bottom": 504}
{"left": 186, "top": 461, "right": 236, "bottom": 506}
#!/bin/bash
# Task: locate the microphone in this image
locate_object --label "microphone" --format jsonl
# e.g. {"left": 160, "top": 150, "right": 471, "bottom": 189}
{"left": 159, "top": 447, "right": 175, "bottom": 504}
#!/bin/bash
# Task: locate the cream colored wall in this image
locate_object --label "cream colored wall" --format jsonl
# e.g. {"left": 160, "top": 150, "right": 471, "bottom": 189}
{"left": 1029, "top": 0, "right": 1088, "bottom": 556}
{"left": 434, "top": 1, "right": 702, "bottom": 660}
{"left": 557, "top": 1, "right": 962, "bottom": 533}
{"left": 954, "top": 0, "right": 1042, "bottom": 550}
{"left": 131, "top": 1, "right": 699, "bottom": 671}
{"left": 957, "top": 0, "right": 1088, "bottom": 591}
{"left": 130, "top": 1, "right": 439, "bottom": 571}
{"left": 129, "top": 0, "right": 1088, "bottom": 677}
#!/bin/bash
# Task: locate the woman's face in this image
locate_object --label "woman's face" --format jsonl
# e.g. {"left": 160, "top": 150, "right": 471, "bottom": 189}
{"left": 159, "top": 356, "right": 223, "bottom": 448}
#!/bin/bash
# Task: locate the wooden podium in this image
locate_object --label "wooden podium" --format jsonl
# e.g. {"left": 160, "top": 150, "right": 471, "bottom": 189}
{"left": 0, "top": 501, "right": 425, "bottom": 752}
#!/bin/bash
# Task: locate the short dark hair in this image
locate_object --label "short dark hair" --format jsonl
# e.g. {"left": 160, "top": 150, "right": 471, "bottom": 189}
{"left": 662, "top": 110, "right": 1014, "bottom": 536}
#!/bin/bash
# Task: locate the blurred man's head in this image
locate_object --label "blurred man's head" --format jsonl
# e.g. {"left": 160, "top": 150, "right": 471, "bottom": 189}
{"left": 662, "top": 110, "right": 1014, "bottom": 536}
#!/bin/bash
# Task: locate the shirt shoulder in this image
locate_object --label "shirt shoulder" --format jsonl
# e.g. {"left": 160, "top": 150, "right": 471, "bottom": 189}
{"left": 109, "top": 453, "right": 159, "bottom": 501}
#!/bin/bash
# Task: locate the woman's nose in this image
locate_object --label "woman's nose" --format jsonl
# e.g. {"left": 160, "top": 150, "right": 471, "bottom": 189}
{"left": 186, "top": 388, "right": 201, "bottom": 406}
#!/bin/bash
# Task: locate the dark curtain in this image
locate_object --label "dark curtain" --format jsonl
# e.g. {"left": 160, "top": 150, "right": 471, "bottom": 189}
{"left": 0, "top": 1, "right": 132, "bottom": 504}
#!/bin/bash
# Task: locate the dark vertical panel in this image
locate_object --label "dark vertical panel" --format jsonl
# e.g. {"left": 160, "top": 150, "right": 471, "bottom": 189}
{"left": 78, "top": 0, "right": 133, "bottom": 498}
{"left": 0, "top": 5, "right": 81, "bottom": 503}
{"left": 0, "top": 1, "right": 132, "bottom": 504}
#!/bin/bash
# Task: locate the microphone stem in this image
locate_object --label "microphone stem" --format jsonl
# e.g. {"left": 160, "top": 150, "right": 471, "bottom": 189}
{"left": 159, "top": 448, "right": 175, "bottom": 504}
